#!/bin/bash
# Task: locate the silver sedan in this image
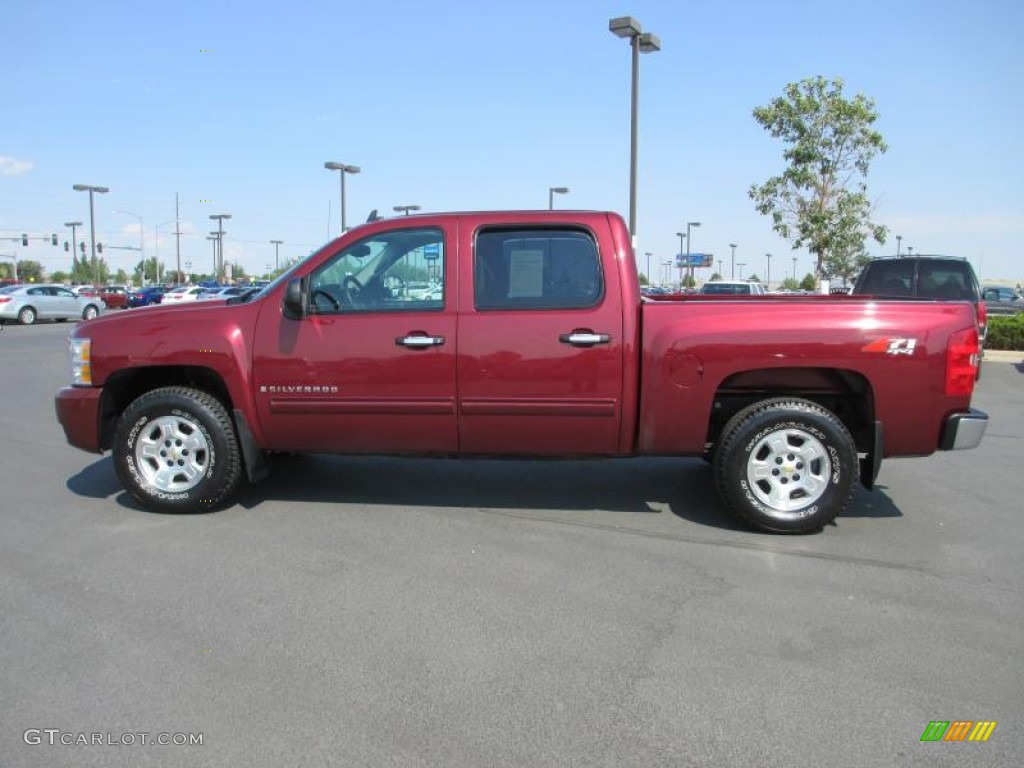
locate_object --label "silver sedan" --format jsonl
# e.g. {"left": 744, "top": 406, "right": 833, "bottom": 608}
{"left": 0, "top": 284, "right": 105, "bottom": 325}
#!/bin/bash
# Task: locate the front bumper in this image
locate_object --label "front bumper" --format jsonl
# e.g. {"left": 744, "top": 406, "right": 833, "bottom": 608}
{"left": 939, "top": 408, "right": 988, "bottom": 451}
{"left": 55, "top": 386, "right": 104, "bottom": 453}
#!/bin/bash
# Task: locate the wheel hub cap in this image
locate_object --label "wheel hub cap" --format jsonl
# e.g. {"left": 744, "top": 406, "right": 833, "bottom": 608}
{"left": 134, "top": 415, "right": 210, "bottom": 493}
{"left": 746, "top": 427, "right": 831, "bottom": 519}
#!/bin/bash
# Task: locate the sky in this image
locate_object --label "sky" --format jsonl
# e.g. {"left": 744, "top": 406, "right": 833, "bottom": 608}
{"left": 3, "top": 0, "right": 1023, "bottom": 285}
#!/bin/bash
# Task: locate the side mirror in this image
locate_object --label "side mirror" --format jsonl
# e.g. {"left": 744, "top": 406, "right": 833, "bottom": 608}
{"left": 282, "top": 277, "right": 308, "bottom": 319}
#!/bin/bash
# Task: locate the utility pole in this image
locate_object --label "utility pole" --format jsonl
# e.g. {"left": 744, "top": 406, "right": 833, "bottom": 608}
{"left": 175, "top": 193, "right": 182, "bottom": 283}
{"left": 270, "top": 240, "right": 283, "bottom": 271}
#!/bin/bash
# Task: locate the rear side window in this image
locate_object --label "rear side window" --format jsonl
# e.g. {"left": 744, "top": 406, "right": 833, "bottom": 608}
{"left": 917, "top": 263, "right": 974, "bottom": 300}
{"left": 474, "top": 228, "right": 603, "bottom": 310}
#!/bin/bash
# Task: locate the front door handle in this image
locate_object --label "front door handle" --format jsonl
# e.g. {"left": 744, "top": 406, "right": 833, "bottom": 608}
{"left": 396, "top": 334, "right": 445, "bottom": 349}
{"left": 559, "top": 331, "right": 611, "bottom": 347}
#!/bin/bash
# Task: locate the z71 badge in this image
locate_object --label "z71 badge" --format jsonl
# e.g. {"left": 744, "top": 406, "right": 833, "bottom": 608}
{"left": 862, "top": 338, "right": 918, "bottom": 355}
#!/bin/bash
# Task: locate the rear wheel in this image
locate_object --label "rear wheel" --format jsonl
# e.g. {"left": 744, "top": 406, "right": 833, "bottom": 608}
{"left": 82, "top": 305, "right": 99, "bottom": 320}
{"left": 712, "top": 398, "right": 857, "bottom": 533}
{"left": 113, "top": 386, "right": 242, "bottom": 513}
{"left": 18, "top": 306, "right": 36, "bottom": 325}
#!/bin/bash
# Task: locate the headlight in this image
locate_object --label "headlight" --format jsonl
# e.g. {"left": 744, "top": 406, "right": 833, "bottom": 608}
{"left": 70, "top": 337, "right": 92, "bottom": 386}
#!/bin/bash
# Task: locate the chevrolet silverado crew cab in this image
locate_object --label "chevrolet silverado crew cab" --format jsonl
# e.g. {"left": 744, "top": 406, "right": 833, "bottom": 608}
{"left": 55, "top": 211, "right": 987, "bottom": 533}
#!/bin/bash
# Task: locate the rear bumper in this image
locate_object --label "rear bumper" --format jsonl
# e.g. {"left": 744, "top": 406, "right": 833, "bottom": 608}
{"left": 55, "top": 386, "right": 104, "bottom": 453}
{"left": 939, "top": 408, "right": 988, "bottom": 451}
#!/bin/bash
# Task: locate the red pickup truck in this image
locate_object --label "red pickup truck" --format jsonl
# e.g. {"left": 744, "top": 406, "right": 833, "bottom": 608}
{"left": 55, "top": 211, "right": 987, "bottom": 533}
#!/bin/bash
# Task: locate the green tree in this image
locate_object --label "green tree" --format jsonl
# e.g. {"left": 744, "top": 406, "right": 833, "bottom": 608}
{"left": 50, "top": 270, "right": 70, "bottom": 284}
{"left": 781, "top": 277, "right": 800, "bottom": 291}
{"left": 799, "top": 273, "right": 817, "bottom": 291}
{"left": 133, "top": 258, "right": 167, "bottom": 285}
{"left": 750, "top": 76, "right": 888, "bottom": 278}
{"left": 747, "top": 273, "right": 761, "bottom": 283}
{"left": 638, "top": 272, "right": 649, "bottom": 286}
{"left": 17, "top": 260, "right": 44, "bottom": 282}
{"left": 709, "top": 272, "right": 722, "bottom": 281}
{"left": 682, "top": 273, "right": 696, "bottom": 289}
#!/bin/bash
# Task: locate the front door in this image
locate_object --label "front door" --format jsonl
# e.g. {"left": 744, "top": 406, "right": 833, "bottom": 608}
{"left": 252, "top": 223, "right": 458, "bottom": 454}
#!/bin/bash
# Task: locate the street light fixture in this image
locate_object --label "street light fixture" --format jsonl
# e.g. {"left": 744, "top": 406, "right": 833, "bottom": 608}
{"left": 609, "top": 16, "right": 660, "bottom": 241}
{"left": 685, "top": 221, "right": 701, "bottom": 284}
{"left": 675, "top": 231, "right": 686, "bottom": 289}
{"left": 72, "top": 184, "right": 109, "bottom": 284}
{"left": 393, "top": 205, "right": 421, "bottom": 216}
{"left": 729, "top": 243, "right": 737, "bottom": 279}
{"left": 324, "top": 161, "right": 361, "bottom": 234}
{"left": 548, "top": 187, "right": 569, "bottom": 210}
{"left": 736, "top": 261, "right": 746, "bottom": 279}
{"left": 270, "top": 239, "right": 283, "bottom": 271}
{"left": 209, "top": 214, "right": 231, "bottom": 280}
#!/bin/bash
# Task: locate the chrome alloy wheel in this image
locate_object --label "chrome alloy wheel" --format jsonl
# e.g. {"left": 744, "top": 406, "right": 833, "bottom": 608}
{"left": 746, "top": 427, "right": 831, "bottom": 517}
{"left": 134, "top": 415, "right": 210, "bottom": 492}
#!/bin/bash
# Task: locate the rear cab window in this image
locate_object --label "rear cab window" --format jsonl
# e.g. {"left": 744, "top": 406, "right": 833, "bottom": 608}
{"left": 474, "top": 228, "right": 603, "bottom": 310}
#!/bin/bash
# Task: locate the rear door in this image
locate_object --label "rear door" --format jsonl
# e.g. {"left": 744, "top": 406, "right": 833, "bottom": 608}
{"left": 456, "top": 220, "right": 624, "bottom": 455}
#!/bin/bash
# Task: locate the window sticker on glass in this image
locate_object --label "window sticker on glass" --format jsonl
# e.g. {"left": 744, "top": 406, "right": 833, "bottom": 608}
{"left": 508, "top": 249, "right": 544, "bottom": 298}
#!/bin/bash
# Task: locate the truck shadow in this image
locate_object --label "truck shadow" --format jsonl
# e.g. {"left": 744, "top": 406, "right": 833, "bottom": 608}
{"left": 66, "top": 454, "right": 903, "bottom": 531}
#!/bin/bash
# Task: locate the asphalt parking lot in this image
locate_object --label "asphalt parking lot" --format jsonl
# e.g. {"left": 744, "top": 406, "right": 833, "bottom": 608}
{"left": 2, "top": 321, "right": 1022, "bottom": 767}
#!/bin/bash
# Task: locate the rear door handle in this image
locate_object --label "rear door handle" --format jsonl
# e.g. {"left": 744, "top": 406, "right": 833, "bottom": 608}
{"left": 559, "top": 331, "right": 611, "bottom": 347}
{"left": 396, "top": 334, "right": 445, "bottom": 348}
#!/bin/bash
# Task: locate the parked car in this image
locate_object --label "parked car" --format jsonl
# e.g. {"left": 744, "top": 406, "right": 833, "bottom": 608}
{"left": 699, "top": 279, "right": 769, "bottom": 295}
{"left": 852, "top": 256, "right": 986, "bottom": 342}
{"left": 56, "top": 210, "right": 986, "bottom": 534}
{"left": 982, "top": 285, "right": 1024, "bottom": 315}
{"left": 162, "top": 286, "right": 206, "bottom": 303}
{"left": 197, "top": 286, "right": 250, "bottom": 301}
{"left": 97, "top": 285, "right": 130, "bottom": 309}
{"left": 0, "top": 284, "right": 104, "bottom": 325}
{"left": 127, "top": 286, "right": 166, "bottom": 308}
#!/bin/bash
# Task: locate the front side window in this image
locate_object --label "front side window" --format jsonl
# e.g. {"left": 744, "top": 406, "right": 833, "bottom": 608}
{"left": 311, "top": 227, "right": 444, "bottom": 314}
{"left": 474, "top": 228, "right": 602, "bottom": 310}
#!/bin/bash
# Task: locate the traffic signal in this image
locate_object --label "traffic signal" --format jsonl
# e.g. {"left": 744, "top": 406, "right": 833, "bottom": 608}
{"left": 21, "top": 234, "right": 28, "bottom": 246}
{"left": 80, "top": 241, "right": 86, "bottom": 253}
{"left": 97, "top": 243, "right": 103, "bottom": 254}
{"left": 51, "top": 233, "right": 58, "bottom": 246}
{"left": 64, "top": 241, "right": 69, "bottom": 252}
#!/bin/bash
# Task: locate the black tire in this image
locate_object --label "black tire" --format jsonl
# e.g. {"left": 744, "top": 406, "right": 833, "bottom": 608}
{"left": 18, "top": 306, "right": 36, "bottom": 325}
{"left": 712, "top": 398, "right": 857, "bottom": 533}
{"left": 113, "top": 386, "right": 243, "bottom": 513}
{"left": 82, "top": 304, "right": 99, "bottom": 320}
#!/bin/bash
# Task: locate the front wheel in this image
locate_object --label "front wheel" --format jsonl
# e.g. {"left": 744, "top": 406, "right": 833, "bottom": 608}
{"left": 712, "top": 398, "right": 857, "bottom": 533}
{"left": 82, "top": 305, "right": 99, "bottom": 320}
{"left": 113, "top": 386, "right": 243, "bottom": 513}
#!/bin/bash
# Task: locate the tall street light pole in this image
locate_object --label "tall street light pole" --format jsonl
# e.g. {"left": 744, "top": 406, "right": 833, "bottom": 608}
{"left": 324, "top": 161, "right": 360, "bottom": 234}
{"left": 686, "top": 221, "right": 701, "bottom": 284}
{"left": 765, "top": 253, "right": 772, "bottom": 288}
{"left": 270, "top": 240, "right": 283, "bottom": 271}
{"left": 609, "top": 16, "right": 660, "bottom": 243}
{"left": 548, "top": 187, "right": 569, "bottom": 210}
{"left": 729, "top": 243, "right": 737, "bottom": 279}
{"left": 207, "top": 236, "right": 218, "bottom": 275}
{"left": 64, "top": 222, "right": 82, "bottom": 272}
{"left": 393, "top": 205, "right": 421, "bottom": 216}
{"left": 209, "top": 214, "right": 231, "bottom": 280}
{"left": 644, "top": 252, "right": 652, "bottom": 283}
{"left": 675, "top": 231, "right": 685, "bottom": 290}
{"left": 154, "top": 220, "right": 174, "bottom": 284}
{"left": 896, "top": 234, "right": 902, "bottom": 257}
{"left": 736, "top": 262, "right": 746, "bottom": 279}
{"left": 792, "top": 256, "right": 797, "bottom": 281}
{"left": 72, "top": 184, "right": 109, "bottom": 285}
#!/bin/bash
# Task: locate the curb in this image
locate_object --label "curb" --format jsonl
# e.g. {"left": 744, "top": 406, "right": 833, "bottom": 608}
{"left": 983, "top": 350, "right": 1023, "bottom": 363}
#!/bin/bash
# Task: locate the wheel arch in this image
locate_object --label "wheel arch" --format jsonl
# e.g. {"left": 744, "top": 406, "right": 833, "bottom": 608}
{"left": 706, "top": 367, "right": 876, "bottom": 454}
